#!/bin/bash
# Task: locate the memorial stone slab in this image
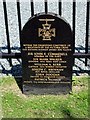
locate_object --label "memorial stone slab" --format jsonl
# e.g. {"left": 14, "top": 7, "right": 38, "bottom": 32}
{"left": 21, "top": 13, "right": 74, "bottom": 94}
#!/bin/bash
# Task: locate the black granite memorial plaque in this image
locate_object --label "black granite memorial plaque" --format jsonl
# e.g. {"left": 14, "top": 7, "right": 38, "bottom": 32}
{"left": 21, "top": 13, "right": 74, "bottom": 92}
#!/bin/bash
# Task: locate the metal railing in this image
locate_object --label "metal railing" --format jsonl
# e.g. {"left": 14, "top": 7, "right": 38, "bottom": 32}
{"left": 1, "top": 0, "right": 90, "bottom": 67}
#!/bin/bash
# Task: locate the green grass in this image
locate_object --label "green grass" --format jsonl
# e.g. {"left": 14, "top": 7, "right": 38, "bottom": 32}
{"left": 0, "top": 75, "right": 89, "bottom": 118}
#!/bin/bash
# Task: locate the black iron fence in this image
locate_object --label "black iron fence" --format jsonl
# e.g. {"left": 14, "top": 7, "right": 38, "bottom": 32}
{"left": 0, "top": 0, "right": 90, "bottom": 68}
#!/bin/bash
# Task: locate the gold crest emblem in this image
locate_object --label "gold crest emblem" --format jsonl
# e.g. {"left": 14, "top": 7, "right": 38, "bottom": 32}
{"left": 38, "top": 19, "right": 55, "bottom": 40}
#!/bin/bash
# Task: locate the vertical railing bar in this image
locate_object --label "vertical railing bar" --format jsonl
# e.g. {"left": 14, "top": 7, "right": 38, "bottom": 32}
{"left": 3, "top": 0, "right": 12, "bottom": 66}
{"left": 73, "top": 1, "right": 76, "bottom": 66}
{"left": 59, "top": 0, "right": 62, "bottom": 16}
{"left": 85, "top": 1, "right": 89, "bottom": 66}
{"left": 45, "top": 0, "right": 48, "bottom": 14}
{"left": 17, "top": 0, "right": 22, "bottom": 92}
{"left": 17, "top": 0, "right": 22, "bottom": 50}
{"left": 31, "top": 0, "right": 34, "bottom": 16}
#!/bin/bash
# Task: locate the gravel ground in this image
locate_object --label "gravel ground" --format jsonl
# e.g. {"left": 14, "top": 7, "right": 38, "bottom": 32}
{"left": 0, "top": 1, "right": 90, "bottom": 77}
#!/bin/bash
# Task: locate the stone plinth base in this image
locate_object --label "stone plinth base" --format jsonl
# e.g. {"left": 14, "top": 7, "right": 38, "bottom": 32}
{"left": 23, "top": 83, "right": 72, "bottom": 95}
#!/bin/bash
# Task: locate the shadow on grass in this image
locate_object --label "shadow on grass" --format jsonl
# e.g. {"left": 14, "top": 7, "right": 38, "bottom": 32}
{"left": 61, "top": 106, "right": 74, "bottom": 119}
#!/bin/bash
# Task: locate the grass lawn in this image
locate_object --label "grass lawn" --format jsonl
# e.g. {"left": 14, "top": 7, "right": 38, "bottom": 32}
{"left": 0, "top": 75, "right": 89, "bottom": 118}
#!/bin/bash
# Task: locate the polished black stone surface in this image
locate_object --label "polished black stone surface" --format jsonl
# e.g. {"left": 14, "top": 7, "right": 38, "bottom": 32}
{"left": 21, "top": 13, "right": 74, "bottom": 88}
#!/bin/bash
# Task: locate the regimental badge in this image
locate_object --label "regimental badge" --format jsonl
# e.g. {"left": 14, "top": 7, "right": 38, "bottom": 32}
{"left": 38, "top": 19, "right": 55, "bottom": 40}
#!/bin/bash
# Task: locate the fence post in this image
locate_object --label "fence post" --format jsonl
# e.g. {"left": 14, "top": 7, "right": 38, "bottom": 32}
{"left": 3, "top": 1, "right": 12, "bottom": 66}
{"left": 45, "top": 0, "right": 48, "bottom": 14}
{"left": 85, "top": 1, "right": 89, "bottom": 66}
{"left": 72, "top": 1, "right": 76, "bottom": 66}
{"left": 59, "top": 0, "right": 62, "bottom": 16}
{"left": 17, "top": 0, "right": 22, "bottom": 50}
{"left": 31, "top": 0, "right": 34, "bottom": 16}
